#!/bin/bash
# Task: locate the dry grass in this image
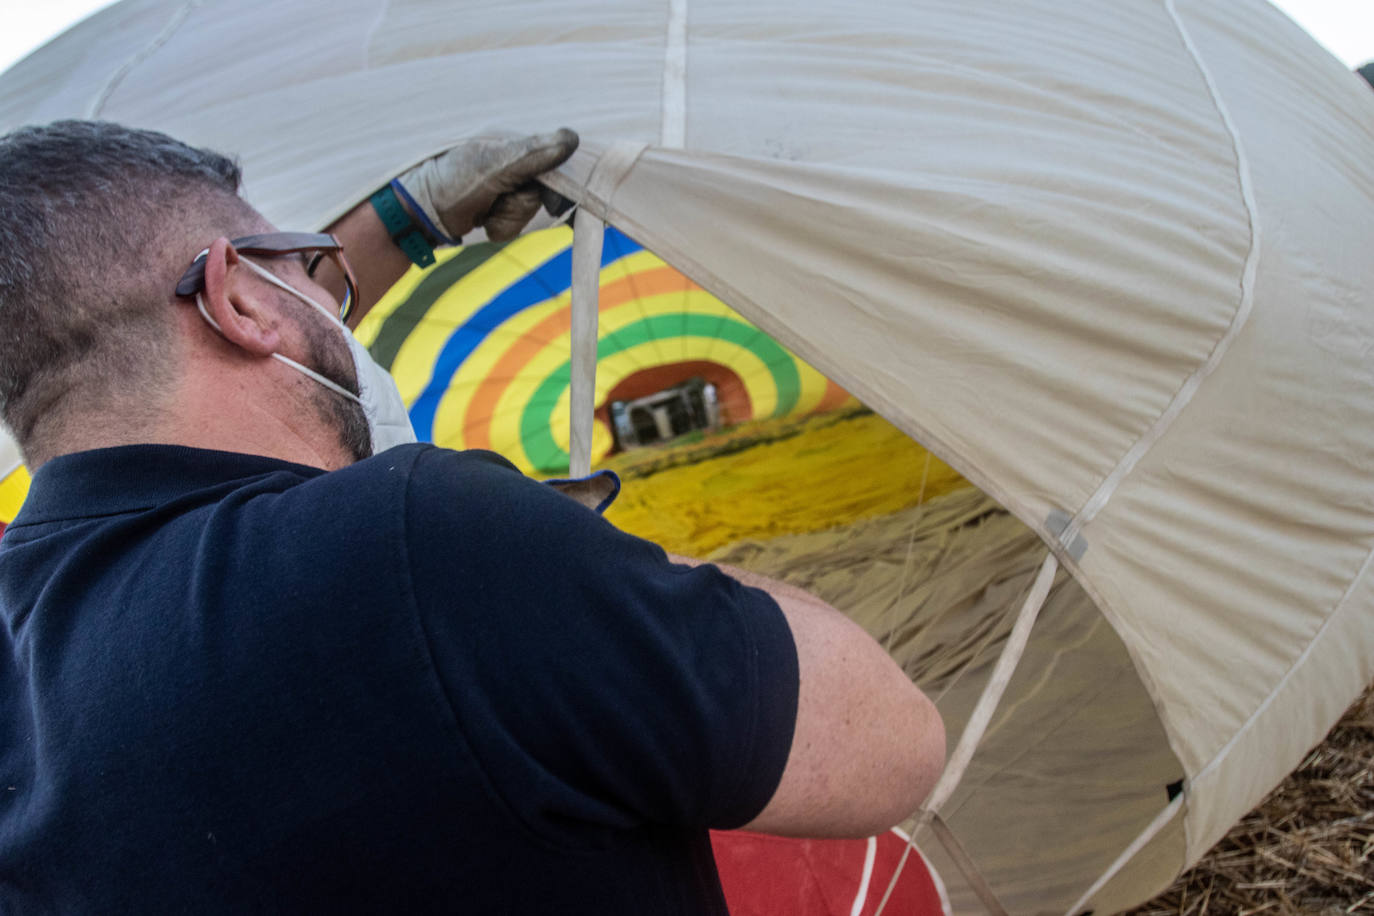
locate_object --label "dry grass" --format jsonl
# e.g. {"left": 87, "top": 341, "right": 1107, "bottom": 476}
{"left": 1125, "top": 684, "right": 1374, "bottom": 916}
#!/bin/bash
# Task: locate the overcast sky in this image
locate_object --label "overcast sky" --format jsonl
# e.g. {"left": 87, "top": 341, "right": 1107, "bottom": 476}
{"left": 1, "top": 0, "right": 1371, "bottom": 79}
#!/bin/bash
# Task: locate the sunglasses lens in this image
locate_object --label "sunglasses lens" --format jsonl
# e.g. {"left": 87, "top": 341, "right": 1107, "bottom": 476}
{"left": 305, "top": 251, "right": 352, "bottom": 320}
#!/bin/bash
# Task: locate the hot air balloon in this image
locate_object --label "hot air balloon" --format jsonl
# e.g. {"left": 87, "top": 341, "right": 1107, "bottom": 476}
{"left": 2, "top": 2, "right": 1373, "bottom": 914}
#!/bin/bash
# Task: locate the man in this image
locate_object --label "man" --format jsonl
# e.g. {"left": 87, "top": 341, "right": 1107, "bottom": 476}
{"left": 0, "top": 120, "right": 944, "bottom": 913}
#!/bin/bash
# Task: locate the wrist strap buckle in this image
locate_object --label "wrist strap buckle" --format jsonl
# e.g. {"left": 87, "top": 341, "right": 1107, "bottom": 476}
{"left": 370, "top": 185, "right": 436, "bottom": 268}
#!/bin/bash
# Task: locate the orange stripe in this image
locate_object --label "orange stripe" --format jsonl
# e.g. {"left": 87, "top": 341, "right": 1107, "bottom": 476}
{"left": 812, "top": 377, "right": 855, "bottom": 414}
{"left": 463, "top": 266, "right": 698, "bottom": 449}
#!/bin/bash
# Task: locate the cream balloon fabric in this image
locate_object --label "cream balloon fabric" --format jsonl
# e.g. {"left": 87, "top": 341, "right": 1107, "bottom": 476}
{"left": 3, "top": 1, "right": 1373, "bottom": 912}
{"left": 0, "top": 432, "right": 26, "bottom": 529}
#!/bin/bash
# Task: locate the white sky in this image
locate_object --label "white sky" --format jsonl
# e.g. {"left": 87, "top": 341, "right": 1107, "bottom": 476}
{"left": 0, "top": 0, "right": 1371, "bottom": 78}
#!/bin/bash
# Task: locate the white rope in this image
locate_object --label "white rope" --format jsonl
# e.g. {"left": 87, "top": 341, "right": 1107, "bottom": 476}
{"left": 660, "top": 0, "right": 689, "bottom": 148}
{"left": 875, "top": 551, "right": 1059, "bottom": 915}
{"left": 1058, "top": 0, "right": 1262, "bottom": 548}
{"left": 89, "top": 0, "right": 203, "bottom": 118}
{"left": 884, "top": 449, "right": 932, "bottom": 655}
{"left": 1062, "top": 795, "right": 1185, "bottom": 916}
{"left": 929, "top": 814, "right": 1010, "bottom": 916}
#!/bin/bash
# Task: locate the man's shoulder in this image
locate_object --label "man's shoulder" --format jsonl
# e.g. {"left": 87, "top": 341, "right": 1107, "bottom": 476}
{"left": 249, "top": 444, "right": 518, "bottom": 513}
{"left": 322, "top": 444, "right": 532, "bottom": 517}
{"left": 380, "top": 444, "right": 605, "bottom": 564}
{"left": 332, "top": 444, "right": 521, "bottom": 488}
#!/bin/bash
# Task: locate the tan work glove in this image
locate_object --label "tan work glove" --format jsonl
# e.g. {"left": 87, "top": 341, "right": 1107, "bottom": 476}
{"left": 395, "top": 129, "right": 578, "bottom": 243}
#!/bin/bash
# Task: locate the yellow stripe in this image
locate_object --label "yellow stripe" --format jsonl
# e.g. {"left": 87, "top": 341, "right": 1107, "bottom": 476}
{"left": 485, "top": 337, "right": 580, "bottom": 460}
{"left": 486, "top": 290, "right": 784, "bottom": 464}
{"left": 576, "top": 288, "right": 744, "bottom": 359}
{"left": 427, "top": 247, "right": 675, "bottom": 448}
{"left": 444, "top": 250, "right": 693, "bottom": 420}
{"left": 388, "top": 229, "right": 573, "bottom": 404}
{"left": 0, "top": 466, "right": 32, "bottom": 523}
{"left": 481, "top": 289, "right": 688, "bottom": 458}
{"left": 791, "top": 360, "right": 832, "bottom": 415}
{"left": 601, "top": 248, "right": 675, "bottom": 278}
{"left": 352, "top": 246, "right": 467, "bottom": 347}
{"left": 601, "top": 251, "right": 703, "bottom": 365}
{"left": 542, "top": 288, "right": 773, "bottom": 405}
{"left": 431, "top": 294, "right": 571, "bottom": 448}
{"left": 372, "top": 233, "right": 833, "bottom": 469}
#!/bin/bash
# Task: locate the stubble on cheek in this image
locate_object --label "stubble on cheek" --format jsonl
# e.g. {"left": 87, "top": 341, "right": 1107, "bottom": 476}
{"left": 295, "top": 302, "right": 373, "bottom": 462}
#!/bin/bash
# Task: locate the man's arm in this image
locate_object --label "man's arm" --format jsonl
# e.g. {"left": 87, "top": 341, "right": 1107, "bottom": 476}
{"left": 323, "top": 129, "right": 579, "bottom": 327}
{"left": 669, "top": 554, "right": 946, "bottom": 838}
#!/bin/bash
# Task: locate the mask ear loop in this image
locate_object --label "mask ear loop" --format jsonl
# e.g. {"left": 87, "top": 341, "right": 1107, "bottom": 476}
{"left": 193, "top": 254, "right": 363, "bottom": 406}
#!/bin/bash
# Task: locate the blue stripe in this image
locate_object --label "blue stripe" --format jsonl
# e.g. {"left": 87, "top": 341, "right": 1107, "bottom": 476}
{"left": 408, "top": 227, "right": 643, "bottom": 440}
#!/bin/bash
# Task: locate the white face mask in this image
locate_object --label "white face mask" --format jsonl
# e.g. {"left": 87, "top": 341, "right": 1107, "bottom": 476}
{"left": 194, "top": 255, "right": 418, "bottom": 457}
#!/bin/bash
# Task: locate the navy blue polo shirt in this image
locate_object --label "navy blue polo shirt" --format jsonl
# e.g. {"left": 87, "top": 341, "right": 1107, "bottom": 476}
{"left": 0, "top": 444, "right": 797, "bottom": 914}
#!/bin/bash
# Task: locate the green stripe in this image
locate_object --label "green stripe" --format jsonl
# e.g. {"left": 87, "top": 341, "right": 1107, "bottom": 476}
{"left": 519, "top": 314, "right": 801, "bottom": 472}
{"left": 368, "top": 241, "right": 506, "bottom": 370}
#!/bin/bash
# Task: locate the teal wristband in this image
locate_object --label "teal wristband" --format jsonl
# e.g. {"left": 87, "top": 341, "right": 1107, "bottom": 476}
{"left": 370, "top": 185, "right": 436, "bottom": 268}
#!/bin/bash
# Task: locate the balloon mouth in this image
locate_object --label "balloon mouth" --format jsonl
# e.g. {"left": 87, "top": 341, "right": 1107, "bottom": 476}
{"left": 357, "top": 224, "right": 851, "bottom": 477}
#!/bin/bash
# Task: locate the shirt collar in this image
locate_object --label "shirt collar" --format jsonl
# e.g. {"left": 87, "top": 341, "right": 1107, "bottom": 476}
{"left": 11, "top": 445, "right": 326, "bottom": 527}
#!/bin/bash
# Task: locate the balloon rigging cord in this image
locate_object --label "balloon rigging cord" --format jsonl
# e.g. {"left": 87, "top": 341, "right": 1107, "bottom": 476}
{"left": 928, "top": 552, "right": 1041, "bottom": 709}
{"left": 883, "top": 448, "right": 933, "bottom": 656}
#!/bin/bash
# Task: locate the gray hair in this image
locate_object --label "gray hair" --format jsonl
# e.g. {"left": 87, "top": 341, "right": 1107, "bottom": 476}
{"left": 0, "top": 120, "right": 254, "bottom": 460}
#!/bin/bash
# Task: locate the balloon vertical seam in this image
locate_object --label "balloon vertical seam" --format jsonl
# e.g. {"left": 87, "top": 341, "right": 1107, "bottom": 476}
{"left": 1059, "top": 0, "right": 1263, "bottom": 548}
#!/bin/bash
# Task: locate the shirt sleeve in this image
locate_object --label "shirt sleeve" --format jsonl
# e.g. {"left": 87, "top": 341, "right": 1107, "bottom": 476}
{"left": 402, "top": 446, "right": 799, "bottom": 842}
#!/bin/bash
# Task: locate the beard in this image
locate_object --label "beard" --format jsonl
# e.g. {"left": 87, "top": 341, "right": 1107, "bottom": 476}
{"left": 294, "top": 302, "right": 373, "bottom": 463}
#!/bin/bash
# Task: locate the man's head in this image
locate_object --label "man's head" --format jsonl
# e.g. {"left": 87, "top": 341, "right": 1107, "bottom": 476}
{"left": 0, "top": 121, "right": 366, "bottom": 468}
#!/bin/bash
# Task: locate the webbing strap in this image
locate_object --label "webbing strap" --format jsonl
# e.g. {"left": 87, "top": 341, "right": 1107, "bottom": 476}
{"left": 930, "top": 814, "right": 1011, "bottom": 916}
{"left": 566, "top": 141, "right": 648, "bottom": 476}
{"left": 1062, "top": 795, "right": 1184, "bottom": 916}
{"left": 924, "top": 551, "right": 1059, "bottom": 816}
{"left": 569, "top": 212, "right": 604, "bottom": 477}
{"left": 875, "top": 551, "right": 1059, "bottom": 916}
{"left": 661, "top": 0, "right": 689, "bottom": 147}
{"left": 1057, "top": 0, "right": 1261, "bottom": 547}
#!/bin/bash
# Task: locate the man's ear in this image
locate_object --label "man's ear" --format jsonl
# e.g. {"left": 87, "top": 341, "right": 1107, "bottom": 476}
{"left": 200, "top": 237, "right": 281, "bottom": 357}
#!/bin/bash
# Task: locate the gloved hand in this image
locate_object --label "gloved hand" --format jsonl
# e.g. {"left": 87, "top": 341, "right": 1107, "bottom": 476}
{"left": 395, "top": 128, "right": 579, "bottom": 243}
